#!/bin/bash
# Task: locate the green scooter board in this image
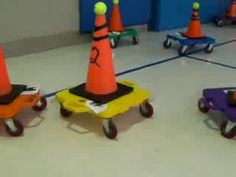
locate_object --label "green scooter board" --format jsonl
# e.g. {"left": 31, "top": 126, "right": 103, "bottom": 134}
{"left": 109, "top": 28, "right": 139, "bottom": 48}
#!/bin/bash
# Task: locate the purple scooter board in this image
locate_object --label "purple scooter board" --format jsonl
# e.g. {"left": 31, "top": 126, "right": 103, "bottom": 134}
{"left": 214, "top": 16, "right": 236, "bottom": 27}
{"left": 198, "top": 87, "right": 236, "bottom": 139}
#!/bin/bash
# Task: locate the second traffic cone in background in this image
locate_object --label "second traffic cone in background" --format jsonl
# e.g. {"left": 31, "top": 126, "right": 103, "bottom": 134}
{"left": 109, "top": 0, "right": 124, "bottom": 32}
{"left": 0, "top": 46, "right": 12, "bottom": 96}
{"left": 85, "top": 2, "right": 117, "bottom": 95}
{"left": 183, "top": 2, "right": 205, "bottom": 39}
{"left": 226, "top": 0, "right": 236, "bottom": 18}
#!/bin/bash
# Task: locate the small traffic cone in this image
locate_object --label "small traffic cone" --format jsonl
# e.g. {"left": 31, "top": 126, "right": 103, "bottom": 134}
{"left": 232, "top": 91, "right": 236, "bottom": 100}
{"left": 227, "top": 90, "right": 236, "bottom": 106}
{"left": 85, "top": 2, "right": 117, "bottom": 95}
{"left": 226, "top": 0, "right": 236, "bottom": 18}
{"left": 183, "top": 2, "right": 205, "bottom": 39}
{"left": 108, "top": 0, "right": 124, "bottom": 32}
{"left": 0, "top": 46, "right": 12, "bottom": 96}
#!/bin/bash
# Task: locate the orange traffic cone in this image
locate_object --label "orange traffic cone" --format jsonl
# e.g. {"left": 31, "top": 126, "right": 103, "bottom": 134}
{"left": 233, "top": 91, "right": 236, "bottom": 100}
{"left": 226, "top": 0, "right": 236, "bottom": 18}
{"left": 109, "top": 0, "right": 124, "bottom": 32}
{"left": 183, "top": 2, "right": 205, "bottom": 39}
{"left": 0, "top": 46, "right": 12, "bottom": 96}
{"left": 85, "top": 2, "right": 117, "bottom": 95}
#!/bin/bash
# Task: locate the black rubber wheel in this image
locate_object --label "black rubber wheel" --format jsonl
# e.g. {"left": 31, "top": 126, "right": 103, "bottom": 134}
{"left": 132, "top": 36, "right": 139, "bottom": 45}
{"left": 5, "top": 119, "right": 24, "bottom": 137}
{"left": 214, "top": 17, "right": 224, "bottom": 27}
{"left": 103, "top": 121, "right": 118, "bottom": 139}
{"left": 110, "top": 38, "right": 118, "bottom": 48}
{"left": 60, "top": 107, "right": 73, "bottom": 118}
{"left": 198, "top": 98, "right": 209, "bottom": 113}
{"left": 139, "top": 102, "right": 154, "bottom": 118}
{"left": 204, "top": 44, "right": 214, "bottom": 54}
{"left": 220, "top": 121, "right": 236, "bottom": 139}
{"left": 163, "top": 39, "right": 172, "bottom": 49}
{"left": 178, "top": 46, "right": 188, "bottom": 56}
{"left": 32, "top": 97, "right": 47, "bottom": 111}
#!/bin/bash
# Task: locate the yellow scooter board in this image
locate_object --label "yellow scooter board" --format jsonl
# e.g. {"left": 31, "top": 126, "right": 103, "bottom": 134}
{"left": 56, "top": 80, "right": 154, "bottom": 139}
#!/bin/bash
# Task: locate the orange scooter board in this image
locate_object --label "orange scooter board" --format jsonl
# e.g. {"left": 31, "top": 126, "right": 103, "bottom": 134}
{"left": 0, "top": 86, "right": 47, "bottom": 136}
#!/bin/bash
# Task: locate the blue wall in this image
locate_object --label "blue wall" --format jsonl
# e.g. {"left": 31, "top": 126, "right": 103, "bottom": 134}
{"left": 80, "top": 0, "right": 152, "bottom": 33}
{"left": 80, "top": 0, "right": 231, "bottom": 32}
{"left": 150, "top": 0, "right": 231, "bottom": 31}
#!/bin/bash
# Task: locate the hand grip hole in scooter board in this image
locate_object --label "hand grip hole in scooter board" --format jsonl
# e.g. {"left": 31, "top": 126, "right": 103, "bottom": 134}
{"left": 205, "top": 97, "right": 217, "bottom": 109}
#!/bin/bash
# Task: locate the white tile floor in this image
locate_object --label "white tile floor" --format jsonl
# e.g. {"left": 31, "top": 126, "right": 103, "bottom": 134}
{"left": 1, "top": 24, "right": 236, "bottom": 177}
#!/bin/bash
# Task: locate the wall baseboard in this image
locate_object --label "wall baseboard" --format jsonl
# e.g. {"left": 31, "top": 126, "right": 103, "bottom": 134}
{"left": 2, "top": 25, "right": 148, "bottom": 58}
{"left": 2, "top": 31, "right": 91, "bottom": 58}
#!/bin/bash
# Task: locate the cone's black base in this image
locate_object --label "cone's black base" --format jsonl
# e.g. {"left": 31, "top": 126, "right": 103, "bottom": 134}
{"left": 69, "top": 83, "right": 133, "bottom": 104}
{"left": 0, "top": 85, "right": 27, "bottom": 105}
{"left": 181, "top": 33, "right": 206, "bottom": 40}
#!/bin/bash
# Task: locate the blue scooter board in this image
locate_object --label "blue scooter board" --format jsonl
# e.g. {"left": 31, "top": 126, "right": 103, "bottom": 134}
{"left": 163, "top": 32, "right": 216, "bottom": 56}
